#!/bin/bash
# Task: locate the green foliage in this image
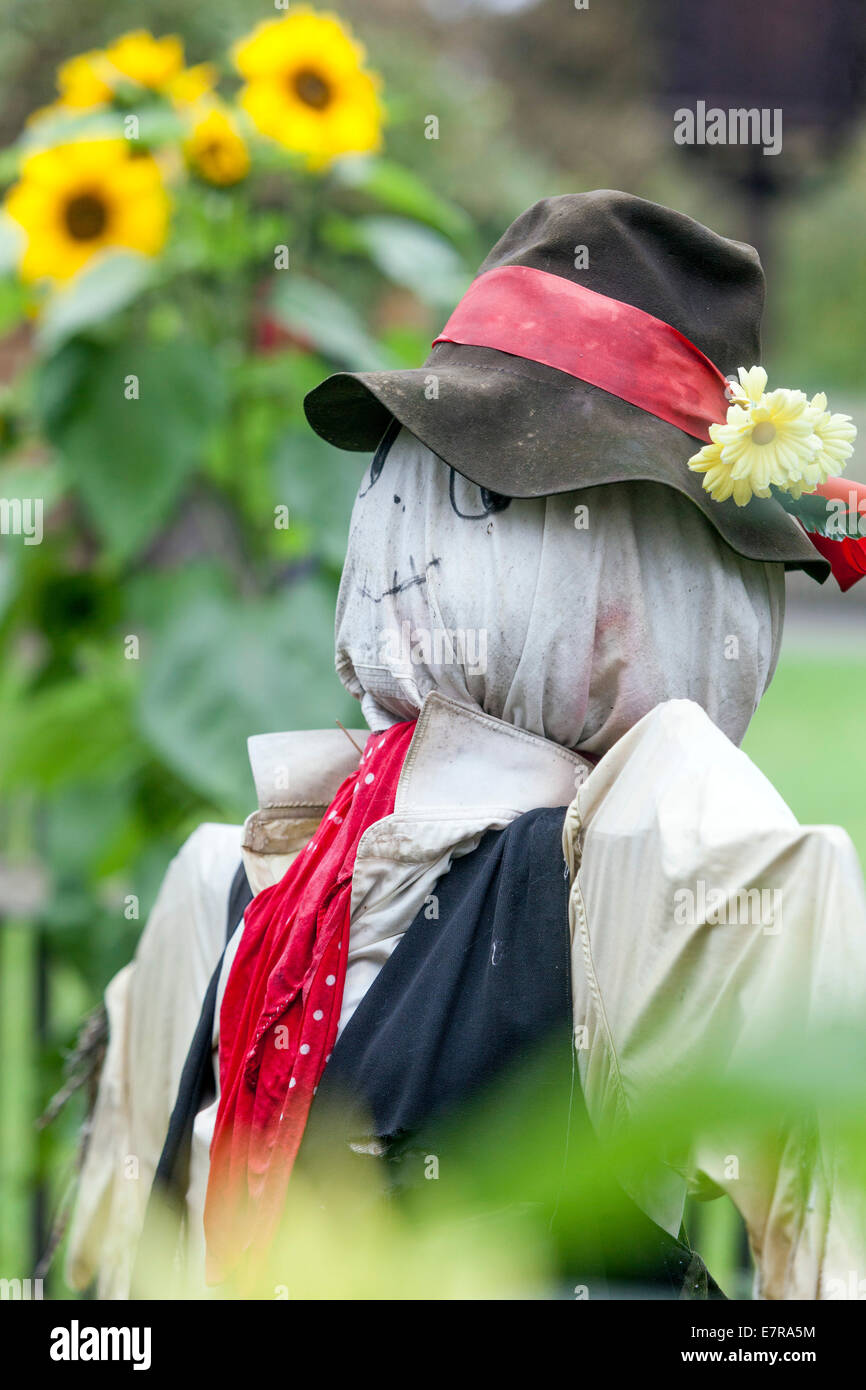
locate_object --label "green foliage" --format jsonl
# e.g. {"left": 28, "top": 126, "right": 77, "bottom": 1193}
{"left": 138, "top": 578, "right": 356, "bottom": 812}
{"left": 0, "top": 9, "right": 478, "bottom": 1295}
{"left": 270, "top": 272, "right": 397, "bottom": 369}
{"left": 331, "top": 155, "right": 475, "bottom": 246}
{"left": 0, "top": 663, "right": 138, "bottom": 793}
{"left": 271, "top": 428, "right": 364, "bottom": 569}
{"left": 39, "top": 338, "right": 226, "bottom": 558}
{"left": 325, "top": 213, "right": 471, "bottom": 309}
{"left": 36, "top": 253, "right": 155, "bottom": 352}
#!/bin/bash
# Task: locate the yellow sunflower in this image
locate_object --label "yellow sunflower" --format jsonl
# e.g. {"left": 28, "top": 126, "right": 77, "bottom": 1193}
{"left": 166, "top": 63, "right": 219, "bottom": 109}
{"left": 56, "top": 49, "right": 115, "bottom": 109}
{"left": 232, "top": 8, "right": 383, "bottom": 170}
{"left": 4, "top": 140, "right": 170, "bottom": 284}
{"left": 184, "top": 104, "right": 250, "bottom": 186}
{"left": 105, "top": 30, "right": 185, "bottom": 90}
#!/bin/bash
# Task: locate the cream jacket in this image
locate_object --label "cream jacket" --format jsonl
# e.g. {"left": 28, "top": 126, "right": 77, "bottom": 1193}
{"left": 66, "top": 694, "right": 866, "bottom": 1300}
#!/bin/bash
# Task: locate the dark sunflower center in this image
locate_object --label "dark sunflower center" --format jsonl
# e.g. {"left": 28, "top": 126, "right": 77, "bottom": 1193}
{"left": 64, "top": 193, "right": 108, "bottom": 241}
{"left": 292, "top": 67, "right": 332, "bottom": 110}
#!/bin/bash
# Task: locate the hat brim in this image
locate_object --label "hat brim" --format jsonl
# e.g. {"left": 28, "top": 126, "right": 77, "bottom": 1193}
{"left": 303, "top": 344, "right": 829, "bottom": 581}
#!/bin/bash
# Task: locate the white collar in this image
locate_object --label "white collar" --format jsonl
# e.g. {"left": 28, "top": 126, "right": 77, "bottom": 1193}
{"left": 242, "top": 692, "right": 591, "bottom": 901}
{"left": 394, "top": 692, "right": 590, "bottom": 815}
{"left": 247, "top": 691, "right": 590, "bottom": 825}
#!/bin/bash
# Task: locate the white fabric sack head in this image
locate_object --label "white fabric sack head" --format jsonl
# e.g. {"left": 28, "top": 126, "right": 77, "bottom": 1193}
{"left": 335, "top": 426, "right": 785, "bottom": 754}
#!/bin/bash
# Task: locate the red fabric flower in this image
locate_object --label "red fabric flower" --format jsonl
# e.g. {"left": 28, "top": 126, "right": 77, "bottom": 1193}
{"left": 806, "top": 529, "right": 866, "bottom": 593}
{"left": 205, "top": 719, "right": 417, "bottom": 1280}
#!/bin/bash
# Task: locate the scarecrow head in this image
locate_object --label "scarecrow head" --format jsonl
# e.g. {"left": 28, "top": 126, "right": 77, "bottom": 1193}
{"left": 305, "top": 192, "right": 861, "bottom": 749}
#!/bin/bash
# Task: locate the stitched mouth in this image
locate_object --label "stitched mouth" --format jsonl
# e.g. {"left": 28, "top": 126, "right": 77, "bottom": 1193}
{"left": 359, "top": 556, "right": 441, "bottom": 603}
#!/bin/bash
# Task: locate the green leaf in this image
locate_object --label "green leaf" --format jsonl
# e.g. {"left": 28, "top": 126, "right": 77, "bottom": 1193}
{"left": 132, "top": 106, "right": 188, "bottom": 147}
{"left": 0, "top": 458, "right": 64, "bottom": 513}
{"left": 269, "top": 272, "right": 395, "bottom": 369}
{"left": 33, "top": 338, "right": 94, "bottom": 436}
{"left": 0, "top": 146, "right": 20, "bottom": 184}
{"left": 18, "top": 110, "right": 123, "bottom": 147}
{"left": 0, "top": 277, "right": 29, "bottom": 336}
{"left": 0, "top": 668, "right": 139, "bottom": 793}
{"left": 15, "top": 104, "right": 181, "bottom": 155}
{"left": 351, "top": 215, "right": 470, "bottom": 309}
{"left": 0, "top": 549, "right": 17, "bottom": 623}
{"left": 332, "top": 156, "right": 473, "bottom": 245}
{"left": 38, "top": 339, "right": 225, "bottom": 559}
{"left": 43, "top": 779, "right": 134, "bottom": 877}
{"left": 0, "top": 215, "right": 24, "bottom": 275}
{"left": 36, "top": 253, "right": 154, "bottom": 352}
{"left": 137, "top": 579, "right": 357, "bottom": 814}
{"left": 773, "top": 485, "right": 862, "bottom": 538}
{"left": 272, "top": 429, "right": 361, "bottom": 568}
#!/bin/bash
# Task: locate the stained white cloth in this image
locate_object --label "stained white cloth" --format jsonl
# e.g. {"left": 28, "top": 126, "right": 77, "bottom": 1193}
{"left": 335, "top": 426, "right": 785, "bottom": 754}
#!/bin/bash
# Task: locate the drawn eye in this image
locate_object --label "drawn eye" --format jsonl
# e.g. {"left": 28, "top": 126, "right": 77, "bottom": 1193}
{"left": 480, "top": 488, "right": 511, "bottom": 514}
{"left": 449, "top": 468, "right": 512, "bottom": 519}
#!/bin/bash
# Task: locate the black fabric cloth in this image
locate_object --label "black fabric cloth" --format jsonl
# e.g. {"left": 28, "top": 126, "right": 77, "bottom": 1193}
{"left": 309, "top": 806, "right": 573, "bottom": 1141}
{"left": 144, "top": 810, "right": 722, "bottom": 1298}
{"left": 298, "top": 805, "right": 723, "bottom": 1299}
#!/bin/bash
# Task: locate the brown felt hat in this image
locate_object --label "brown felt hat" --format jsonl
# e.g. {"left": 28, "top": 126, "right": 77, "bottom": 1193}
{"left": 304, "top": 190, "right": 828, "bottom": 582}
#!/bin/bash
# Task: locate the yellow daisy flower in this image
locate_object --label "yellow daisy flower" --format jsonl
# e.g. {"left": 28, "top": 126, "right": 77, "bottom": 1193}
{"left": 4, "top": 139, "right": 170, "bottom": 284}
{"left": 232, "top": 8, "right": 383, "bottom": 170}
{"left": 715, "top": 389, "right": 818, "bottom": 491}
{"left": 725, "top": 364, "right": 768, "bottom": 407}
{"left": 105, "top": 30, "right": 185, "bottom": 91}
{"left": 687, "top": 441, "right": 749, "bottom": 507}
{"left": 689, "top": 392, "right": 818, "bottom": 506}
{"left": 184, "top": 104, "right": 250, "bottom": 186}
{"left": 689, "top": 365, "right": 857, "bottom": 507}
{"left": 56, "top": 50, "right": 115, "bottom": 109}
{"left": 808, "top": 392, "right": 857, "bottom": 479}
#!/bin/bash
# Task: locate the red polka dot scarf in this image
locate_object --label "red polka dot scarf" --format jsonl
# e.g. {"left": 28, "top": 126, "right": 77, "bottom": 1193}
{"left": 205, "top": 718, "right": 417, "bottom": 1281}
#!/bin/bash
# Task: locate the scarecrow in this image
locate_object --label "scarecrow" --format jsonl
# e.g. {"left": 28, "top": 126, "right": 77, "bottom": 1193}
{"left": 67, "top": 192, "right": 866, "bottom": 1299}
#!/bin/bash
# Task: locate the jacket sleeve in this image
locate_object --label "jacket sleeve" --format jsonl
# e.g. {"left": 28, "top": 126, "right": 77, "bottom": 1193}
{"left": 563, "top": 698, "right": 866, "bottom": 1300}
{"left": 65, "top": 822, "right": 243, "bottom": 1298}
